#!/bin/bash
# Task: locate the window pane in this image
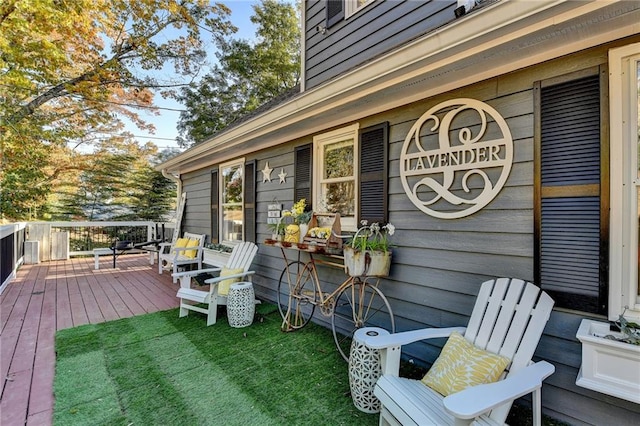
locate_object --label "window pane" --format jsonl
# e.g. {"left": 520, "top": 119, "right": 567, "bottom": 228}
{"left": 323, "top": 140, "right": 353, "bottom": 179}
{"left": 220, "top": 162, "right": 243, "bottom": 242}
{"left": 222, "top": 204, "right": 242, "bottom": 241}
{"left": 324, "top": 181, "right": 355, "bottom": 217}
{"left": 222, "top": 165, "right": 243, "bottom": 204}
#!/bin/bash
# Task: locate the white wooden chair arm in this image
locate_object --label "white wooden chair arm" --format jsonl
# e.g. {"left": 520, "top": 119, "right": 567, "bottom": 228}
{"left": 172, "top": 267, "right": 222, "bottom": 279}
{"left": 204, "top": 270, "right": 256, "bottom": 284}
{"left": 443, "top": 361, "right": 555, "bottom": 419}
{"left": 363, "top": 326, "right": 467, "bottom": 349}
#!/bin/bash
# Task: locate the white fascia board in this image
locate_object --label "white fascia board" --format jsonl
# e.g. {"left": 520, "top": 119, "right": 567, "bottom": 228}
{"left": 159, "top": 0, "right": 632, "bottom": 175}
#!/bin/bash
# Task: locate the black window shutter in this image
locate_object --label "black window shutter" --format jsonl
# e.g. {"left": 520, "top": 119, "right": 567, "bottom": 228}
{"left": 326, "top": 0, "right": 344, "bottom": 28}
{"left": 359, "top": 122, "right": 388, "bottom": 225}
{"left": 244, "top": 160, "right": 256, "bottom": 243}
{"left": 536, "top": 74, "right": 606, "bottom": 314}
{"left": 294, "top": 144, "right": 313, "bottom": 208}
{"left": 211, "top": 169, "right": 219, "bottom": 244}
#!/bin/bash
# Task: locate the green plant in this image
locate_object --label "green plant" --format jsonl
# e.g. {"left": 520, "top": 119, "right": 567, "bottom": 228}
{"left": 205, "top": 243, "right": 233, "bottom": 253}
{"left": 267, "top": 221, "right": 286, "bottom": 236}
{"left": 608, "top": 307, "right": 640, "bottom": 345}
{"left": 283, "top": 198, "right": 312, "bottom": 224}
{"left": 348, "top": 221, "right": 395, "bottom": 253}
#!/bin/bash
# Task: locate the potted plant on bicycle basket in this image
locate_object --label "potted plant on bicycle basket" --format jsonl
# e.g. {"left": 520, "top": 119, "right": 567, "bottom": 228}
{"left": 282, "top": 198, "right": 312, "bottom": 243}
{"left": 344, "top": 221, "right": 395, "bottom": 277}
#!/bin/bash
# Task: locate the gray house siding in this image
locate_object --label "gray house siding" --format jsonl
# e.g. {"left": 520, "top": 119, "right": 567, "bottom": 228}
{"left": 181, "top": 168, "right": 212, "bottom": 239}
{"left": 179, "top": 37, "right": 640, "bottom": 424}
{"left": 304, "top": 0, "right": 456, "bottom": 89}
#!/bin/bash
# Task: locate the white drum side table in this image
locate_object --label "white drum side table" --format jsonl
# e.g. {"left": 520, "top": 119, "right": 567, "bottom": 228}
{"left": 349, "top": 327, "right": 389, "bottom": 413}
{"left": 227, "top": 282, "right": 255, "bottom": 328}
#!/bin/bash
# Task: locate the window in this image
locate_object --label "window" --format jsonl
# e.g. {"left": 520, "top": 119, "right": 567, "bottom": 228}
{"left": 311, "top": 122, "right": 389, "bottom": 231}
{"left": 219, "top": 159, "right": 244, "bottom": 242}
{"left": 314, "top": 124, "right": 359, "bottom": 230}
{"left": 610, "top": 42, "right": 640, "bottom": 322}
{"left": 326, "top": 0, "right": 373, "bottom": 28}
{"left": 211, "top": 160, "right": 255, "bottom": 244}
{"left": 534, "top": 69, "right": 608, "bottom": 315}
{"left": 345, "top": 0, "right": 374, "bottom": 18}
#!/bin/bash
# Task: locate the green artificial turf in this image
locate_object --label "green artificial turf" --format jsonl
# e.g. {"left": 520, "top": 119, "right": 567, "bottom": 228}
{"left": 54, "top": 304, "right": 377, "bottom": 426}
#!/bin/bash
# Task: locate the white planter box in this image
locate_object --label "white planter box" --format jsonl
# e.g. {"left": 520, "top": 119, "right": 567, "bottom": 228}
{"left": 203, "top": 248, "right": 231, "bottom": 267}
{"left": 575, "top": 319, "right": 640, "bottom": 403}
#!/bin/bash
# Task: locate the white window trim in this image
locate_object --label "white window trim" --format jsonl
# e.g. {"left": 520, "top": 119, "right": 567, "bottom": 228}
{"left": 313, "top": 123, "right": 359, "bottom": 231}
{"left": 609, "top": 43, "right": 640, "bottom": 322}
{"left": 345, "top": 0, "right": 374, "bottom": 19}
{"left": 219, "top": 158, "right": 245, "bottom": 244}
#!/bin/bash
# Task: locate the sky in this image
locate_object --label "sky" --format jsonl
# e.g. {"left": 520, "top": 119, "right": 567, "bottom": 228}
{"left": 127, "top": 1, "right": 264, "bottom": 151}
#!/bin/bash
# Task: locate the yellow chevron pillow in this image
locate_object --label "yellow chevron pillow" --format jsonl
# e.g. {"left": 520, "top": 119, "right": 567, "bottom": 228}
{"left": 421, "top": 332, "right": 510, "bottom": 396}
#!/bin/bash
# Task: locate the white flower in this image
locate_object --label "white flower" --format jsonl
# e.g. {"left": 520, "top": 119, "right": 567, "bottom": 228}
{"left": 370, "top": 222, "right": 380, "bottom": 233}
{"left": 384, "top": 223, "right": 395, "bottom": 236}
{"left": 360, "top": 220, "right": 368, "bottom": 226}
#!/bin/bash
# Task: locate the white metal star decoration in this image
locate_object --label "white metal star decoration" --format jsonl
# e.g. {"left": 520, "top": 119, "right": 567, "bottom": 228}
{"left": 278, "top": 168, "right": 287, "bottom": 184}
{"left": 261, "top": 161, "right": 273, "bottom": 183}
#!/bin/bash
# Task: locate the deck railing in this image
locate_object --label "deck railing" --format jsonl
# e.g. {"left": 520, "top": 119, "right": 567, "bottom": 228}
{"left": 0, "top": 221, "right": 176, "bottom": 294}
{"left": 43, "top": 221, "right": 175, "bottom": 256}
{"left": 1, "top": 223, "right": 26, "bottom": 294}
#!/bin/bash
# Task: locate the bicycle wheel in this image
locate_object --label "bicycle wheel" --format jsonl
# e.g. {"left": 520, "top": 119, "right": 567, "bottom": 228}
{"left": 277, "top": 260, "right": 317, "bottom": 330}
{"left": 331, "top": 279, "right": 395, "bottom": 361}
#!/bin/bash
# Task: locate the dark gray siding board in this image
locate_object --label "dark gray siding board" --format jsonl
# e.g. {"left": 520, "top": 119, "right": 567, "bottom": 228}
{"left": 395, "top": 230, "right": 533, "bottom": 257}
{"left": 541, "top": 370, "right": 640, "bottom": 426}
{"left": 305, "top": 0, "right": 456, "bottom": 89}
{"left": 182, "top": 168, "right": 213, "bottom": 240}
{"left": 307, "top": 0, "right": 425, "bottom": 62}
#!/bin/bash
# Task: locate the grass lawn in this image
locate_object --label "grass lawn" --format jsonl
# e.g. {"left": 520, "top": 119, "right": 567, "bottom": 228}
{"left": 54, "top": 303, "right": 567, "bottom": 425}
{"left": 54, "top": 304, "right": 377, "bottom": 425}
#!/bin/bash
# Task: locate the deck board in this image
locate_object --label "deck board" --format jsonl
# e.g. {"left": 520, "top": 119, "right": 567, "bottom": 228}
{"left": 0, "top": 254, "right": 179, "bottom": 426}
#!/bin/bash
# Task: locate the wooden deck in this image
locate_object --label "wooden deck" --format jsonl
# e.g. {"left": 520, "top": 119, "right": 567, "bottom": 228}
{"left": 0, "top": 254, "right": 180, "bottom": 426}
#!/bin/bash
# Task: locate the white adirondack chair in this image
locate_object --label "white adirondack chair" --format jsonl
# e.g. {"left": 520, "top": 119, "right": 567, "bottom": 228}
{"left": 158, "top": 232, "right": 206, "bottom": 283}
{"left": 174, "top": 241, "right": 259, "bottom": 326}
{"left": 363, "top": 277, "right": 555, "bottom": 426}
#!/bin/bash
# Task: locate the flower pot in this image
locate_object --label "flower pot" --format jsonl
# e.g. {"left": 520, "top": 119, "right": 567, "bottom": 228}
{"left": 343, "top": 246, "right": 391, "bottom": 277}
{"left": 284, "top": 224, "right": 300, "bottom": 243}
{"left": 299, "top": 223, "right": 309, "bottom": 243}
{"left": 575, "top": 319, "right": 640, "bottom": 403}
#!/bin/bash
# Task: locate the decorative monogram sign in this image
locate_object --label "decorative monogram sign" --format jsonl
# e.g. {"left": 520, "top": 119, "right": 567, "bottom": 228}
{"left": 400, "top": 98, "right": 513, "bottom": 219}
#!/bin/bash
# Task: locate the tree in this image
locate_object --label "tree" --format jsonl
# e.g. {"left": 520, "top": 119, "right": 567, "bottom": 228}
{"left": 51, "top": 139, "right": 176, "bottom": 222}
{"left": 176, "top": 0, "right": 300, "bottom": 147}
{"left": 0, "top": 0, "right": 235, "bottom": 221}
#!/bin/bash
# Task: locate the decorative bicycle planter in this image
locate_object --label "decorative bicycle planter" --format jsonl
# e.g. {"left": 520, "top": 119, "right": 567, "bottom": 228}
{"left": 343, "top": 247, "right": 391, "bottom": 277}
